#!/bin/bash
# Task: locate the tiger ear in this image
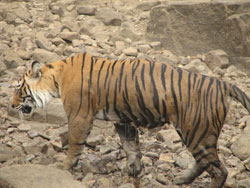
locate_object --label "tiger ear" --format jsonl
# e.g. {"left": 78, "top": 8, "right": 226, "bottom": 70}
{"left": 31, "top": 61, "right": 41, "bottom": 78}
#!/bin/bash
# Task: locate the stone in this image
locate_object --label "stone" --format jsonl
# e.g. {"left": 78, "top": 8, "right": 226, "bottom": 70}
{"left": 123, "top": 48, "right": 138, "bottom": 56}
{"left": 147, "top": 0, "right": 250, "bottom": 56}
{"left": 3, "top": 50, "right": 24, "bottom": 69}
{"left": 120, "top": 22, "right": 141, "bottom": 40}
{"left": 118, "top": 183, "right": 135, "bottom": 188}
{"left": 0, "top": 145, "right": 20, "bottom": 162}
{"left": 237, "top": 178, "right": 250, "bottom": 188}
{"left": 150, "top": 41, "right": 161, "bottom": 50}
{"left": 137, "top": 44, "right": 151, "bottom": 53}
{"left": 35, "top": 32, "right": 53, "bottom": 51}
{"left": 95, "top": 8, "right": 122, "bottom": 26}
{"left": 156, "top": 129, "right": 181, "bottom": 143}
{"left": 204, "top": 49, "right": 230, "bottom": 70}
{"left": 115, "top": 41, "right": 125, "bottom": 55}
{"left": 86, "top": 135, "right": 104, "bottom": 147}
{"left": 231, "top": 127, "right": 250, "bottom": 161}
{"left": 18, "top": 124, "right": 31, "bottom": 132}
{"left": 77, "top": 5, "right": 96, "bottom": 16}
{"left": 0, "top": 164, "right": 83, "bottom": 188}
{"left": 183, "top": 58, "right": 212, "bottom": 75}
{"left": 136, "top": 1, "right": 161, "bottom": 11}
{"left": 156, "top": 174, "right": 170, "bottom": 185}
{"left": 59, "top": 31, "right": 78, "bottom": 42}
{"left": 32, "top": 49, "right": 61, "bottom": 64}
{"left": 0, "top": 60, "right": 7, "bottom": 75}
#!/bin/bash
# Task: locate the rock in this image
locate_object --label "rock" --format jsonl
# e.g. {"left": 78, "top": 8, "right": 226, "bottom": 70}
{"left": 138, "top": 44, "right": 151, "bottom": 53}
{"left": 237, "top": 178, "right": 250, "bottom": 188}
{"left": 18, "top": 123, "right": 31, "bottom": 132}
{"left": 95, "top": 8, "right": 122, "bottom": 26}
{"left": 32, "top": 49, "right": 61, "bottom": 64}
{"left": 86, "top": 135, "right": 104, "bottom": 147}
{"left": 123, "top": 47, "right": 138, "bottom": 56}
{"left": 3, "top": 50, "right": 24, "bottom": 69}
{"left": 136, "top": 1, "right": 161, "bottom": 11}
{"left": 35, "top": 32, "right": 53, "bottom": 51}
{"left": 77, "top": 5, "right": 96, "bottom": 16}
{"left": 0, "top": 60, "right": 7, "bottom": 75}
{"left": 120, "top": 22, "right": 141, "bottom": 40}
{"left": 183, "top": 58, "right": 213, "bottom": 75}
{"left": 115, "top": 41, "right": 125, "bottom": 55}
{"left": 204, "top": 49, "right": 230, "bottom": 70}
{"left": 156, "top": 129, "right": 181, "bottom": 143}
{"left": 0, "top": 164, "right": 83, "bottom": 188}
{"left": 59, "top": 31, "right": 78, "bottom": 42}
{"left": 147, "top": 0, "right": 250, "bottom": 56}
{"left": 156, "top": 174, "right": 170, "bottom": 185}
{"left": 118, "top": 183, "right": 135, "bottom": 188}
{"left": 150, "top": 41, "right": 161, "bottom": 50}
{"left": 231, "top": 127, "right": 250, "bottom": 160}
{"left": 0, "top": 145, "right": 20, "bottom": 162}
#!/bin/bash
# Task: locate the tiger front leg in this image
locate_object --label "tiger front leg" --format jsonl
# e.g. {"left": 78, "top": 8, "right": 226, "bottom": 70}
{"left": 64, "top": 116, "right": 93, "bottom": 170}
{"left": 114, "top": 122, "right": 142, "bottom": 177}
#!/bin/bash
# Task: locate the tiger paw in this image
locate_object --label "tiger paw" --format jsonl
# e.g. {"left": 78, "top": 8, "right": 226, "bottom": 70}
{"left": 126, "top": 160, "right": 142, "bottom": 177}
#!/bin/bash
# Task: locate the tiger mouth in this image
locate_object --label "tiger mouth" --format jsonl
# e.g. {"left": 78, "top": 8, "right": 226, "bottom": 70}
{"left": 21, "top": 105, "right": 32, "bottom": 114}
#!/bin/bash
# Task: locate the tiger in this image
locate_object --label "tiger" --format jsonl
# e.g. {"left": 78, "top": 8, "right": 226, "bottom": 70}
{"left": 11, "top": 52, "right": 250, "bottom": 188}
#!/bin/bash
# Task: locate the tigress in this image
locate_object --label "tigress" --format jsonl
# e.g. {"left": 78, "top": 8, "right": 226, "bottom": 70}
{"left": 11, "top": 52, "right": 250, "bottom": 188}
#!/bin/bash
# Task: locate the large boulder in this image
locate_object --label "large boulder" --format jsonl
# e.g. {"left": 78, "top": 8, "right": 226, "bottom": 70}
{"left": 0, "top": 164, "right": 84, "bottom": 188}
{"left": 146, "top": 0, "right": 250, "bottom": 57}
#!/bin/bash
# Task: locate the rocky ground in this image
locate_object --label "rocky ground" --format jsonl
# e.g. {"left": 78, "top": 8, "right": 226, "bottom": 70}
{"left": 0, "top": 0, "right": 250, "bottom": 188}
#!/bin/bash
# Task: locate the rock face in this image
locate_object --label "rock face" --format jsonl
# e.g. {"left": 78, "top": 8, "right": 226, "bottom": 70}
{"left": 0, "top": 164, "right": 84, "bottom": 188}
{"left": 147, "top": 0, "right": 250, "bottom": 56}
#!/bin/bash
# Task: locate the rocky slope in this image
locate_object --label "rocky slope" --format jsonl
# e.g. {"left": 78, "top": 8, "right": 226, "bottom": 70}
{"left": 0, "top": 0, "right": 250, "bottom": 188}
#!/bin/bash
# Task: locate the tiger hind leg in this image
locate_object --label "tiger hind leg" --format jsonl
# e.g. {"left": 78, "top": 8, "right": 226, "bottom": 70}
{"left": 176, "top": 137, "right": 228, "bottom": 188}
{"left": 114, "top": 122, "right": 142, "bottom": 177}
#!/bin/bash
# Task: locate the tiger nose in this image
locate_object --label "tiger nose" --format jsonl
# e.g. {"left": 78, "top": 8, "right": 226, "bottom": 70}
{"left": 11, "top": 104, "right": 17, "bottom": 108}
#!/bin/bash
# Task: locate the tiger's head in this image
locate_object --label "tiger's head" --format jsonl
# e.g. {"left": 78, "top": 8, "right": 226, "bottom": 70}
{"left": 11, "top": 61, "right": 61, "bottom": 119}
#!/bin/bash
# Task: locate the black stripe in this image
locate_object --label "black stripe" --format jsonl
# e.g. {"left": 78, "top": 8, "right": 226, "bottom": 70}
{"left": 150, "top": 61, "right": 160, "bottom": 113}
{"left": 87, "top": 56, "right": 94, "bottom": 115}
{"left": 193, "top": 119, "right": 210, "bottom": 150}
{"left": 119, "top": 61, "right": 125, "bottom": 92}
{"left": 52, "top": 75, "right": 59, "bottom": 90}
{"left": 124, "top": 75, "right": 129, "bottom": 100}
{"left": 61, "top": 59, "right": 67, "bottom": 64}
{"left": 193, "top": 144, "right": 217, "bottom": 158}
{"left": 177, "top": 68, "right": 183, "bottom": 101}
{"left": 187, "top": 72, "right": 192, "bottom": 107}
{"left": 132, "top": 60, "right": 140, "bottom": 80}
{"left": 111, "top": 60, "right": 118, "bottom": 75}
{"left": 162, "top": 99, "right": 167, "bottom": 121}
{"left": 104, "top": 63, "right": 111, "bottom": 89}
{"left": 122, "top": 92, "right": 137, "bottom": 121}
{"left": 141, "top": 63, "right": 146, "bottom": 90}
{"left": 97, "top": 60, "right": 105, "bottom": 105}
{"left": 188, "top": 104, "right": 202, "bottom": 147}
{"left": 106, "top": 77, "right": 112, "bottom": 113}
{"left": 184, "top": 130, "right": 190, "bottom": 145}
{"left": 135, "top": 76, "right": 154, "bottom": 121}
{"left": 215, "top": 83, "right": 222, "bottom": 126}
{"left": 75, "top": 53, "right": 86, "bottom": 117}
{"left": 192, "top": 73, "right": 197, "bottom": 89}
{"left": 161, "top": 64, "right": 166, "bottom": 91}
{"left": 217, "top": 80, "right": 227, "bottom": 123}
{"left": 71, "top": 56, "right": 74, "bottom": 66}
{"left": 170, "top": 69, "right": 179, "bottom": 125}
{"left": 114, "top": 78, "right": 120, "bottom": 118}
